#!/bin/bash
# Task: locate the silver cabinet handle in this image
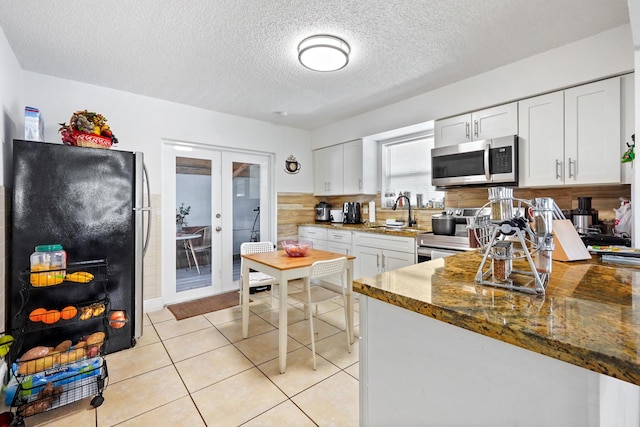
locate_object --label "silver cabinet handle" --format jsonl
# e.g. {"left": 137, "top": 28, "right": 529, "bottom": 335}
{"left": 568, "top": 158, "right": 576, "bottom": 179}
{"left": 555, "top": 159, "right": 562, "bottom": 180}
{"left": 376, "top": 253, "right": 380, "bottom": 268}
{"left": 474, "top": 120, "right": 479, "bottom": 138}
{"left": 381, "top": 254, "right": 386, "bottom": 271}
{"left": 465, "top": 122, "right": 470, "bottom": 140}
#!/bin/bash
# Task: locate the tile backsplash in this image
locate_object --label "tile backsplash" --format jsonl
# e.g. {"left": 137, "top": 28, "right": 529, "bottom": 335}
{"left": 278, "top": 184, "right": 632, "bottom": 237}
{"left": 444, "top": 185, "right": 631, "bottom": 221}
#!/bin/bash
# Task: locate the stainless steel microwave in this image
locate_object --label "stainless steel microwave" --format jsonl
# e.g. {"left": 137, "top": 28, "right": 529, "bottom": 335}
{"left": 431, "top": 135, "right": 518, "bottom": 188}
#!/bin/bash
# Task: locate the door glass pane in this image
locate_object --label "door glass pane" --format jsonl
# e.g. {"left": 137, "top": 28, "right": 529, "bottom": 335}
{"left": 176, "top": 156, "right": 213, "bottom": 292}
{"left": 232, "top": 162, "right": 261, "bottom": 281}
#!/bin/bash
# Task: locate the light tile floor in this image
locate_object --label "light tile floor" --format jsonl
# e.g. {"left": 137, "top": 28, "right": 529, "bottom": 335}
{"left": 4, "top": 281, "right": 360, "bottom": 426}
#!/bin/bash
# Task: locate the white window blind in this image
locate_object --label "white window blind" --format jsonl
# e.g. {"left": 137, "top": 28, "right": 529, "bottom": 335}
{"left": 382, "top": 136, "right": 444, "bottom": 207}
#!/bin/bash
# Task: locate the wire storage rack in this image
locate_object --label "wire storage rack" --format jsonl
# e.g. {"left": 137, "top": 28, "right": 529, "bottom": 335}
{"left": 3, "top": 259, "right": 111, "bottom": 426}
{"left": 7, "top": 352, "right": 108, "bottom": 422}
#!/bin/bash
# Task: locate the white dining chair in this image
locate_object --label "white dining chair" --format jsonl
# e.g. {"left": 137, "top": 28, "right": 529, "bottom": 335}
{"left": 288, "top": 257, "right": 351, "bottom": 370}
{"left": 239, "top": 241, "right": 278, "bottom": 307}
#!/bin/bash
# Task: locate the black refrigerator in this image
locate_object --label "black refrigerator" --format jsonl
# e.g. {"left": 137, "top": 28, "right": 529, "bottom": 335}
{"left": 7, "top": 139, "right": 150, "bottom": 355}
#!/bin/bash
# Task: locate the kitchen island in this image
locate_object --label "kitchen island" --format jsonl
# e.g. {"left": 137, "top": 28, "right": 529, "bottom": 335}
{"left": 354, "top": 251, "right": 640, "bottom": 426}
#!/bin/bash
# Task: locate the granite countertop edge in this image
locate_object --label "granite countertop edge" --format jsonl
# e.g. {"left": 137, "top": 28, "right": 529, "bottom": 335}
{"left": 353, "top": 253, "right": 640, "bottom": 387}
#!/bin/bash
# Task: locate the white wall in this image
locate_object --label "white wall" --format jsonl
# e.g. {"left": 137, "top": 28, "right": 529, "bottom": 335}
{"left": 312, "top": 24, "right": 634, "bottom": 148}
{"left": 0, "top": 26, "right": 23, "bottom": 186}
{"left": 20, "top": 72, "right": 313, "bottom": 194}
{"left": 0, "top": 25, "right": 23, "bottom": 332}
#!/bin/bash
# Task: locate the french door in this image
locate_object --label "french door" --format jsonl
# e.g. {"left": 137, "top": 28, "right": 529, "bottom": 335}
{"left": 162, "top": 141, "right": 273, "bottom": 305}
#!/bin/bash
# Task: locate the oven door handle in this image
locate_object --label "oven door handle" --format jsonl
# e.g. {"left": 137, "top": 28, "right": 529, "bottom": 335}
{"left": 484, "top": 143, "right": 491, "bottom": 181}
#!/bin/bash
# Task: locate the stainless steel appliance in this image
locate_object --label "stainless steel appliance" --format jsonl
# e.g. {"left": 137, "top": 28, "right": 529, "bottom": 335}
{"left": 315, "top": 202, "right": 332, "bottom": 222}
{"left": 418, "top": 208, "right": 489, "bottom": 261}
{"left": 343, "top": 202, "right": 362, "bottom": 224}
{"left": 570, "top": 197, "right": 599, "bottom": 233}
{"left": 431, "top": 135, "right": 518, "bottom": 188}
{"left": 8, "top": 140, "right": 151, "bottom": 354}
{"left": 431, "top": 214, "right": 456, "bottom": 235}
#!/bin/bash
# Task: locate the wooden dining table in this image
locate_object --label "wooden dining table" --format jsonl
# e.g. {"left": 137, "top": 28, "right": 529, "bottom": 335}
{"left": 241, "top": 248, "right": 356, "bottom": 373}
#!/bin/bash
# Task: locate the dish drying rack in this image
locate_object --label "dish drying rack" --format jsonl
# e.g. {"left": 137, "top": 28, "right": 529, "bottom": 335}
{"left": 471, "top": 194, "right": 564, "bottom": 295}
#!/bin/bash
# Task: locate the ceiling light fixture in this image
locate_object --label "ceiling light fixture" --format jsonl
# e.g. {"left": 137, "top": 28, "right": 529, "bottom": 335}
{"left": 298, "top": 35, "right": 350, "bottom": 72}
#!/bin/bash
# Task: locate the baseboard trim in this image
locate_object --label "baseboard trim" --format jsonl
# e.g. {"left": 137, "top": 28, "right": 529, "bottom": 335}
{"left": 143, "top": 298, "right": 164, "bottom": 313}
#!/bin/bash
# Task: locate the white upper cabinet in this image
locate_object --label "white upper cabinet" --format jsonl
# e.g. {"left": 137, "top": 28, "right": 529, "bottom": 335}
{"left": 343, "top": 138, "right": 377, "bottom": 195}
{"left": 564, "top": 77, "right": 620, "bottom": 185}
{"left": 434, "top": 102, "right": 518, "bottom": 147}
{"left": 313, "top": 138, "right": 377, "bottom": 196}
{"left": 434, "top": 114, "right": 470, "bottom": 146}
{"left": 518, "top": 77, "right": 622, "bottom": 187}
{"left": 313, "top": 144, "right": 344, "bottom": 195}
{"left": 518, "top": 92, "right": 565, "bottom": 187}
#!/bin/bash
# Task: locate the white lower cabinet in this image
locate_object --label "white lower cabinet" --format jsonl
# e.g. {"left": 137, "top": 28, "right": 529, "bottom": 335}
{"left": 326, "top": 229, "right": 352, "bottom": 254}
{"left": 298, "top": 227, "right": 416, "bottom": 281}
{"left": 298, "top": 226, "right": 328, "bottom": 251}
{"left": 299, "top": 226, "right": 353, "bottom": 285}
{"left": 353, "top": 232, "right": 416, "bottom": 279}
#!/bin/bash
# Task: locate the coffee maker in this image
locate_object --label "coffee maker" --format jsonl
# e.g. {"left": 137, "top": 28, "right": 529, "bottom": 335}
{"left": 343, "top": 202, "right": 362, "bottom": 224}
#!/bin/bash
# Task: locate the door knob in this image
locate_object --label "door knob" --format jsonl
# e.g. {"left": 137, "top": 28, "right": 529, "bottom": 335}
{"left": 215, "top": 226, "right": 222, "bottom": 232}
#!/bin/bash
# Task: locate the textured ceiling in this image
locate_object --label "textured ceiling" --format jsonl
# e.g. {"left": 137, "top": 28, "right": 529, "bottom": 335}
{"left": 0, "top": 0, "right": 630, "bottom": 130}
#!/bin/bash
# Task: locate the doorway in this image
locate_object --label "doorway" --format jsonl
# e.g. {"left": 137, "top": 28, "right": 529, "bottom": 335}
{"left": 162, "top": 141, "right": 274, "bottom": 305}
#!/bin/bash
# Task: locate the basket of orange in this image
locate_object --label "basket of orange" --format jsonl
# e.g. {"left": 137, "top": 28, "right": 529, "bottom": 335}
{"left": 59, "top": 110, "right": 118, "bottom": 149}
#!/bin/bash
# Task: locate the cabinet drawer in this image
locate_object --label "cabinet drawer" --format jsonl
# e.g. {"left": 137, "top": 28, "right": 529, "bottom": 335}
{"left": 327, "top": 229, "right": 352, "bottom": 244}
{"left": 299, "top": 226, "right": 328, "bottom": 240}
{"left": 327, "top": 241, "right": 351, "bottom": 255}
{"left": 353, "top": 232, "right": 415, "bottom": 254}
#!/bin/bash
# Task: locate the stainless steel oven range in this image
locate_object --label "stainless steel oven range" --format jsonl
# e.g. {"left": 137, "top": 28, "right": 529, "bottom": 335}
{"left": 417, "top": 207, "right": 489, "bottom": 261}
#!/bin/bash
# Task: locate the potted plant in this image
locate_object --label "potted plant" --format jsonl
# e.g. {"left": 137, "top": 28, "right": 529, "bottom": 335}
{"left": 176, "top": 203, "right": 191, "bottom": 233}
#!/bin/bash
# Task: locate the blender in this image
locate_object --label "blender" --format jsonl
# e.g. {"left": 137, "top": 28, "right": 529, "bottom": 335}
{"left": 570, "top": 197, "right": 598, "bottom": 234}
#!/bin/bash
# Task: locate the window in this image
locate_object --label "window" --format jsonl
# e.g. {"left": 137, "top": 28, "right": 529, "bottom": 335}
{"left": 381, "top": 133, "right": 445, "bottom": 209}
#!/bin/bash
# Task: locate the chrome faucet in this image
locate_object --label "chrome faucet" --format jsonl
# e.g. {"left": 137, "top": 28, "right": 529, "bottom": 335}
{"left": 392, "top": 195, "right": 417, "bottom": 227}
